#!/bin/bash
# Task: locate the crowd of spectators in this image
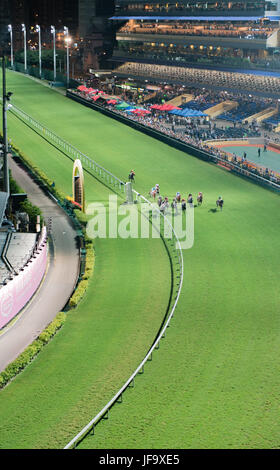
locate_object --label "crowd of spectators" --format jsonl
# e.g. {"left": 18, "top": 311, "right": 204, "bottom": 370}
{"left": 72, "top": 79, "right": 280, "bottom": 186}
{"left": 118, "top": 1, "right": 265, "bottom": 15}
{"left": 114, "top": 44, "right": 280, "bottom": 71}
{"left": 119, "top": 20, "right": 276, "bottom": 40}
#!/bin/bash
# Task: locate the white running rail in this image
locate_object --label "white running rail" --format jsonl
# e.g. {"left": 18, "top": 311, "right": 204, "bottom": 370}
{"left": 8, "top": 103, "right": 126, "bottom": 192}
{"left": 5, "top": 101, "right": 184, "bottom": 449}
{"left": 63, "top": 192, "right": 184, "bottom": 449}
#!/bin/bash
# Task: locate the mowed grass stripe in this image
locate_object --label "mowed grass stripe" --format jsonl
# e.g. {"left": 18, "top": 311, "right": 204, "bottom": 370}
{"left": 2, "top": 70, "right": 280, "bottom": 448}
{"left": 0, "top": 74, "right": 172, "bottom": 448}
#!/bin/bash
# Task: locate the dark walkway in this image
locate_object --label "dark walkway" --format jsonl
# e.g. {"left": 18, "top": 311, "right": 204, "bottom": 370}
{"left": 0, "top": 156, "right": 80, "bottom": 372}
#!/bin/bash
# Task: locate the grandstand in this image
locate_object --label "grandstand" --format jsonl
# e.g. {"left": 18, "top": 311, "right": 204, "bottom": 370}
{"left": 113, "top": 61, "right": 280, "bottom": 96}
{"left": 263, "top": 110, "right": 280, "bottom": 126}
{"left": 218, "top": 99, "right": 269, "bottom": 122}
{"left": 111, "top": 1, "right": 280, "bottom": 73}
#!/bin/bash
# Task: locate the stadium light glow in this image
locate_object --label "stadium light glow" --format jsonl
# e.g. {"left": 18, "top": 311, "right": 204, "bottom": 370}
{"left": 21, "top": 24, "right": 27, "bottom": 72}
{"left": 8, "top": 25, "right": 13, "bottom": 68}
{"left": 50, "top": 25, "right": 56, "bottom": 82}
{"left": 64, "top": 26, "right": 70, "bottom": 88}
{"left": 35, "top": 25, "right": 42, "bottom": 79}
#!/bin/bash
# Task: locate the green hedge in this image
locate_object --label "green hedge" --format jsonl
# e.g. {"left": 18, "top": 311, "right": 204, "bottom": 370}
{"left": 0, "top": 237, "right": 95, "bottom": 389}
{"left": 0, "top": 142, "right": 96, "bottom": 390}
{"left": 10, "top": 172, "right": 25, "bottom": 194}
{"left": 0, "top": 313, "right": 66, "bottom": 390}
{"left": 10, "top": 141, "right": 68, "bottom": 203}
{"left": 73, "top": 209, "right": 91, "bottom": 228}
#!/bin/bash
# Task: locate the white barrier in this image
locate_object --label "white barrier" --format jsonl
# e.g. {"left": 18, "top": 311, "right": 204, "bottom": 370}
{"left": 64, "top": 193, "right": 184, "bottom": 449}
{"left": 7, "top": 102, "right": 184, "bottom": 448}
{"left": 9, "top": 104, "right": 125, "bottom": 193}
{"left": 0, "top": 227, "right": 48, "bottom": 330}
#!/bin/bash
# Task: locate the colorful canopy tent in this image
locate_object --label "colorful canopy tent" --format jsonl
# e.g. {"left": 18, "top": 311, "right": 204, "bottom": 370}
{"left": 123, "top": 106, "right": 136, "bottom": 112}
{"left": 115, "top": 102, "right": 131, "bottom": 109}
{"left": 150, "top": 104, "right": 181, "bottom": 111}
{"left": 107, "top": 99, "right": 118, "bottom": 105}
{"left": 131, "top": 109, "right": 151, "bottom": 115}
{"left": 169, "top": 108, "right": 207, "bottom": 117}
{"left": 77, "top": 85, "right": 88, "bottom": 92}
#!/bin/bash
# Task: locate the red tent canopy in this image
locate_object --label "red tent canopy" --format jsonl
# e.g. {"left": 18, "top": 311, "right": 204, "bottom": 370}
{"left": 150, "top": 104, "right": 181, "bottom": 111}
{"left": 77, "top": 85, "right": 88, "bottom": 92}
{"left": 107, "top": 99, "right": 118, "bottom": 104}
{"left": 131, "top": 109, "right": 150, "bottom": 115}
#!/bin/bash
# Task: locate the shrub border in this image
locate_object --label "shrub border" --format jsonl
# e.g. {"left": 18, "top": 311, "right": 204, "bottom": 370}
{"left": 0, "top": 142, "right": 95, "bottom": 390}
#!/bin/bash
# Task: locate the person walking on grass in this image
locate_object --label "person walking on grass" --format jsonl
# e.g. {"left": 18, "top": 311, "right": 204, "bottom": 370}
{"left": 258, "top": 147, "right": 261, "bottom": 158}
{"left": 176, "top": 192, "right": 181, "bottom": 202}
{"left": 216, "top": 196, "right": 224, "bottom": 211}
{"left": 171, "top": 198, "right": 178, "bottom": 215}
{"left": 128, "top": 170, "right": 135, "bottom": 182}
{"left": 187, "top": 193, "right": 193, "bottom": 206}
{"left": 158, "top": 195, "right": 163, "bottom": 207}
{"left": 197, "top": 192, "right": 203, "bottom": 205}
{"left": 150, "top": 187, "right": 156, "bottom": 200}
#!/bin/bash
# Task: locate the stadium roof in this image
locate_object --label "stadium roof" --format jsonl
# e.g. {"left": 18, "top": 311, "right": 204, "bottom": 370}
{"left": 110, "top": 15, "right": 273, "bottom": 21}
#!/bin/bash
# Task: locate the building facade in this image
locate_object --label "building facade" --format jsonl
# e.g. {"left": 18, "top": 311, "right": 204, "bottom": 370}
{"left": 78, "top": 0, "right": 115, "bottom": 71}
{"left": 110, "top": 1, "right": 280, "bottom": 72}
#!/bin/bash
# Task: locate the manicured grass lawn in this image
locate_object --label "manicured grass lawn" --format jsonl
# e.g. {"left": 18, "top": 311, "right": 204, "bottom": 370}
{"left": 1, "top": 70, "right": 280, "bottom": 448}
{"left": 0, "top": 72, "right": 171, "bottom": 449}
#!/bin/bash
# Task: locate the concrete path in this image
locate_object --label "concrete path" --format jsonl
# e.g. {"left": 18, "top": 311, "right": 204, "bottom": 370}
{"left": 0, "top": 156, "right": 80, "bottom": 372}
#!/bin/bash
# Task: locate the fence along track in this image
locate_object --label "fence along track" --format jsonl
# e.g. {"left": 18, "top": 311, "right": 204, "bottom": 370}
{"left": 63, "top": 201, "right": 183, "bottom": 449}
{"left": 9, "top": 103, "right": 126, "bottom": 194}
{"left": 6, "top": 102, "right": 184, "bottom": 449}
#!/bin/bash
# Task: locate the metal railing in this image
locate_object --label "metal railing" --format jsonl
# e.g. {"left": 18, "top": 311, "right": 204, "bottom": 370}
{"left": 8, "top": 103, "right": 126, "bottom": 194}
{"left": 64, "top": 192, "right": 184, "bottom": 449}
{"left": 5, "top": 100, "right": 184, "bottom": 449}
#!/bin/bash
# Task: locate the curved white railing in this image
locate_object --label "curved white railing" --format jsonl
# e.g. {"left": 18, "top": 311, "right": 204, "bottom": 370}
{"left": 64, "top": 191, "right": 184, "bottom": 449}
{"left": 5, "top": 101, "right": 184, "bottom": 449}
{"left": 9, "top": 103, "right": 126, "bottom": 193}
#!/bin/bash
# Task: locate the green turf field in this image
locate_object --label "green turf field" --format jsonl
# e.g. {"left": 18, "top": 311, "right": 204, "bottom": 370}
{"left": 1, "top": 70, "right": 280, "bottom": 449}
